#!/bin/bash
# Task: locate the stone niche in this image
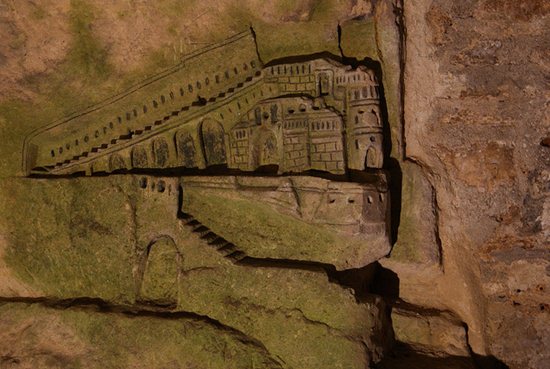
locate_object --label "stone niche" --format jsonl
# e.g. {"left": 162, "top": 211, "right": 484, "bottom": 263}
{"left": 12, "top": 26, "right": 395, "bottom": 369}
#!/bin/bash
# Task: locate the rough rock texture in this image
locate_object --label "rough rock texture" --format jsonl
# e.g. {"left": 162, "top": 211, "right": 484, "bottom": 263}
{"left": 397, "top": 1, "right": 550, "bottom": 368}
{"left": 0, "top": 175, "right": 393, "bottom": 368}
{"left": 0, "top": 0, "right": 548, "bottom": 368}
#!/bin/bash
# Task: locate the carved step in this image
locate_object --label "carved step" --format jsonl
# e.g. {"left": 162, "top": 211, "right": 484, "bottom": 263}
{"left": 208, "top": 237, "right": 228, "bottom": 248}
{"left": 192, "top": 225, "right": 209, "bottom": 236}
{"left": 200, "top": 231, "right": 218, "bottom": 243}
{"left": 217, "top": 243, "right": 236, "bottom": 255}
{"left": 180, "top": 213, "right": 193, "bottom": 221}
{"left": 179, "top": 212, "right": 247, "bottom": 262}
{"left": 226, "top": 251, "right": 246, "bottom": 261}
{"left": 186, "top": 219, "right": 200, "bottom": 227}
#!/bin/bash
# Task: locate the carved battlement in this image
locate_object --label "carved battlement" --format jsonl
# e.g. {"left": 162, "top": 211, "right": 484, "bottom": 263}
{"left": 23, "top": 30, "right": 385, "bottom": 177}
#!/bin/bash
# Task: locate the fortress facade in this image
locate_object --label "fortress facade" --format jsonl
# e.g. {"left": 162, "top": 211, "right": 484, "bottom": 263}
{"left": 23, "top": 31, "right": 384, "bottom": 177}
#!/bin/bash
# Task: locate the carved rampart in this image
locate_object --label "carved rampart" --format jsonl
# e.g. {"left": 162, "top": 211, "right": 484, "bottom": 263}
{"left": 23, "top": 30, "right": 384, "bottom": 177}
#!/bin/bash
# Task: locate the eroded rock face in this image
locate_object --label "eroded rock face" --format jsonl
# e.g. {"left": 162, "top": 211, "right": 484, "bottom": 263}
{"left": 400, "top": 0, "right": 549, "bottom": 368}
{"left": 0, "top": 0, "right": 548, "bottom": 368}
{"left": 0, "top": 175, "right": 393, "bottom": 368}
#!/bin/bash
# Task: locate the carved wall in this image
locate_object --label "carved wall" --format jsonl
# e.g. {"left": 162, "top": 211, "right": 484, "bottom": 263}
{"left": 1, "top": 1, "right": 546, "bottom": 368}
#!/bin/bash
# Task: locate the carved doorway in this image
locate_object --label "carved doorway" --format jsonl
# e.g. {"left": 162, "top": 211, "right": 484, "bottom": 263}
{"left": 138, "top": 235, "right": 182, "bottom": 308}
{"left": 175, "top": 131, "right": 198, "bottom": 168}
{"left": 259, "top": 131, "right": 278, "bottom": 167}
{"left": 366, "top": 147, "right": 378, "bottom": 169}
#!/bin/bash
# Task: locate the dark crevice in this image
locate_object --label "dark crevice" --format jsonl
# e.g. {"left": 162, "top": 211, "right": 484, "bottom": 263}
{"left": 394, "top": 0, "right": 406, "bottom": 161}
{"left": 430, "top": 183, "right": 444, "bottom": 267}
{"left": 249, "top": 25, "right": 264, "bottom": 66}
{"left": 373, "top": 342, "right": 509, "bottom": 369}
{"left": 337, "top": 23, "right": 344, "bottom": 59}
{"left": 30, "top": 166, "right": 389, "bottom": 187}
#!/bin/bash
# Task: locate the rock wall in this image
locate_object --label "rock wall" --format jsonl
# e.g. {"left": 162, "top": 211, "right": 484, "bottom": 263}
{"left": 0, "top": 1, "right": 548, "bottom": 368}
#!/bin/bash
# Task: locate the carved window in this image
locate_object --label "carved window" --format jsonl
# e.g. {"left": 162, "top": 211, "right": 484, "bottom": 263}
{"left": 270, "top": 104, "right": 278, "bottom": 123}
{"left": 254, "top": 107, "right": 262, "bottom": 125}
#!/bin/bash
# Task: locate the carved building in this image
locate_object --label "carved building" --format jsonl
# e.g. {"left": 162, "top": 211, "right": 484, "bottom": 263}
{"left": 23, "top": 31, "right": 384, "bottom": 177}
{"left": 16, "top": 30, "right": 394, "bottom": 369}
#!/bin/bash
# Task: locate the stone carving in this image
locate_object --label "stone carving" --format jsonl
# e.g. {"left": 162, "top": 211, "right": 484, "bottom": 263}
{"left": 138, "top": 235, "right": 182, "bottom": 307}
{"left": 16, "top": 30, "right": 393, "bottom": 369}
{"left": 22, "top": 30, "right": 384, "bottom": 177}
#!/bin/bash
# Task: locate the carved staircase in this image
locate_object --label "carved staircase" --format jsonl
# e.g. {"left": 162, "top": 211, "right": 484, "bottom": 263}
{"left": 179, "top": 212, "right": 247, "bottom": 263}
{"left": 51, "top": 70, "right": 265, "bottom": 173}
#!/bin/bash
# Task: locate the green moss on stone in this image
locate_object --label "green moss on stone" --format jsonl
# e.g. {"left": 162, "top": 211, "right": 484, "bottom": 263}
{"left": 0, "top": 178, "right": 137, "bottom": 301}
{"left": 0, "top": 302, "right": 283, "bottom": 369}
{"left": 339, "top": 19, "right": 379, "bottom": 60}
{"left": 67, "top": 0, "right": 110, "bottom": 79}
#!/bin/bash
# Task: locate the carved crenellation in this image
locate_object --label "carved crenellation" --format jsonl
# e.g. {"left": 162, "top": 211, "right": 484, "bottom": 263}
{"left": 24, "top": 31, "right": 384, "bottom": 177}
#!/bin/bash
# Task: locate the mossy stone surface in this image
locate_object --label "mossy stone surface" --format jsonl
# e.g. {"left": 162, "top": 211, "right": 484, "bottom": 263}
{"left": 0, "top": 302, "right": 284, "bottom": 369}
{"left": 0, "top": 2, "right": 402, "bottom": 368}
{"left": 0, "top": 177, "right": 137, "bottom": 301}
{"left": 177, "top": 264, "right": 389, "bottom": 369}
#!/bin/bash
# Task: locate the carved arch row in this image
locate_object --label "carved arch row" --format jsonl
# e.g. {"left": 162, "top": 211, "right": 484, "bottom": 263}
{"left": 106, "top": 118, "right": 228, "bottom": 172}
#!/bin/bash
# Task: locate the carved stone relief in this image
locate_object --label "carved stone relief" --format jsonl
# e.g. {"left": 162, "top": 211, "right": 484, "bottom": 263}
{"left": 18, "top": 29, "right": 393, "bottom": 369}
{"left": 23, "top": 31, "right": 384, "bottom": 178}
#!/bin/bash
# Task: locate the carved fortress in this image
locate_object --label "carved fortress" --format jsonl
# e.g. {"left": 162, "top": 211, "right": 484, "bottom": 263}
{"left": 23, "top": 30, "right": 384, "bottom": 177}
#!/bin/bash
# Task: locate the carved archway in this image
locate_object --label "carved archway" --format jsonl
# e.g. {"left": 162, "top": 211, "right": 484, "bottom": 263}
{"left": 138, "top": 235, "right": 181, "bottom": 308}
{"left": 199, "top": 119, "right": 226, "bottom": 166}
{"left": 259, "top": 131, "right": 278, "bottom": 167}
{"left": 108, "top": 153, "right": 126, "bottom": 172}
{"left": 131, "top": 145, "right": 149, "bottom": 168}
{"left": 152, "top": 138, "right": 170, "bottom": 168}
{"left": 175, "top": 131, "right": 197, "bottom": 168}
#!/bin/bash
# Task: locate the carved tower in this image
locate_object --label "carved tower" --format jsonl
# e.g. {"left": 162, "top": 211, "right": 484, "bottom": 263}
{"left": 343, "top": 67, "right": 384, "bottom": 171}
